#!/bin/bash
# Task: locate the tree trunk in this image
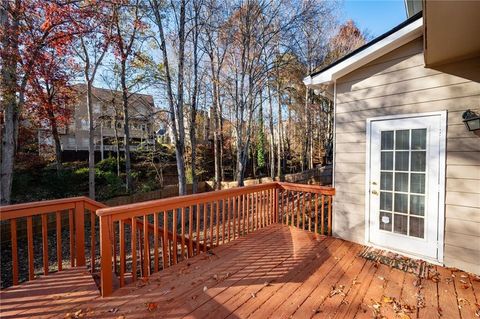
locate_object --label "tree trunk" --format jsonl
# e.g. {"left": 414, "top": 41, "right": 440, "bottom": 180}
{"left": 0, "top": 2, "right": 19, "bottom": 204}
{"left": 120, "top": 59, "right": 132, "bottom": 193}
{"left": 86, "top": 81, "right": 95, "bottom": 199}
{"left": 267, "top": 82, "right": 275, "bottom": 179}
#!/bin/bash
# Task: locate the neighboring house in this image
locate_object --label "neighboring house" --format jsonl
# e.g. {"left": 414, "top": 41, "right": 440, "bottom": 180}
{"left": 303, "top": 2, "right": 480, "bottom": 274}
{"left": 38, "top": 84, "right": 156, "bottom": 160}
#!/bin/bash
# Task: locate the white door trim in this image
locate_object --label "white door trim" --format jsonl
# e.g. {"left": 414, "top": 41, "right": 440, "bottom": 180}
{"left": 364, "top": 111, "right": 447, "bottom": 263}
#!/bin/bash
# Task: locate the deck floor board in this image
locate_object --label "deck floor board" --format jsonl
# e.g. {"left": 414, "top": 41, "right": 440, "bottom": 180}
{"left": 1, "top": 225, "right": 478, "bottom": 319}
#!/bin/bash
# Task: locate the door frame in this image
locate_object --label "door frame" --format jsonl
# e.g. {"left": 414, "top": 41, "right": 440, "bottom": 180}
{"left": 364, "top": 111, "right": 447, "bottom": 263}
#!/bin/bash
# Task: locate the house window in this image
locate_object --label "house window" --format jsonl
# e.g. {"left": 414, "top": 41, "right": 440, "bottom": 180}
{"left": 117, "top": 122, "right": 122, "bottom": 129}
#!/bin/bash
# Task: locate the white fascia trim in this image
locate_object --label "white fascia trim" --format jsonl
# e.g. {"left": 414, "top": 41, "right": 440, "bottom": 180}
{"left": 305, "top": 18, "right": 423, "bottom": 86}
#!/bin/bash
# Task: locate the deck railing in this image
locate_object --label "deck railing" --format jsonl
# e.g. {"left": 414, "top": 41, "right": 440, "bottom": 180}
{"left": 0, "top": 197, "right": 106, "bottom": 286}
{"left": 0, "top": 182, "right": 334, "bottom": 297}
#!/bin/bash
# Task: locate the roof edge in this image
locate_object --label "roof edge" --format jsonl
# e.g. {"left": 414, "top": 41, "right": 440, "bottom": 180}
{"left": 304, "top": 11, "right": 423, "bottom": 86}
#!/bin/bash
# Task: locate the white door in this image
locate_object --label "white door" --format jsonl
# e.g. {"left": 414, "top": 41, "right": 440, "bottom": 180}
{"left": 367, "top": 114, "right": 445, "bottom": 261}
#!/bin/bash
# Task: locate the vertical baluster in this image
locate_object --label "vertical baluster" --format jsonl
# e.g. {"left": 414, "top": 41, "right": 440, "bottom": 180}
{"left": 11, "top": 219, "right": 18, "bottom": 285}
{"left": 196, "top": 204, "right": 200, "bottom": 253}
{"left": 233, "top": 196, "right": 237, "bottom": 239}
{"left": 131, "top": 217, "right": 137, "bottom": 281}
{"left": 296, "top": 192, "right": 301, "bottom": 228}
{"left": 203, "top": 204, "right": 207, "bottom": 252}
{"left": 188, "top": 206, "right": 193, "bottom": 257}
{"left": 119, "top": 219, "right": 125, "bottom": 287}
{"left": 56, "top": 211, "right": 63, "bottom": 272}
{"left": 27, "top": 216, "right": 34, "bottom": 280}
{"left": 321, "top": 194, "right": 325, "bottom": 235}
{"left": 181, "top": 207, "right": 186, "bottom": 259}
{"left": 261, "top": 191, "right": 264, "bottom": 228}
{"left": 42, "top": 214, "right": 48, "bottom": 275}
{"left": 246, "top": 194, "right": 250, "bottom": 233}
{"left": 328, "top": 195, "right": 333, "bottom": 236}
{"left": 256, "top": 192, "right": 260, "bottom": 230}
{"left": 308, "top": 193, "right": 312, "bottom": 232}
{"left": 222, "top": 199, "right": 226, "bottom": 244}
{"left": 69, "top": 209, "right": 74, "bottom": 267}
{"left": 163, "top": 212, "right": 169, "bottom": 268}
{"left": 113, "top": 223, "right": 118, "bottom": 276}
{"left": 99, "top": 215, "right": 113, "bottom": 297}
{"left": 154, "top": 213, "right": 159, "bottom": 272}
{"left": 314, "top": 194, "right": 319, "bottom": 234}
{"left": 216, "top": 201, "right": 220, "bottom": 247}
{"left": 302, "top": 193, "right": 306, "bottom": 230}
{"left": 281, "top": 190, "right": 285, "bottom": 224}
{"left": 209, "top": 202, "right": 214, "bottom": 247}
{"left": 74, "top": 201, "right": 85, "bottom": 267}
{"left": 173, "top": 209, "right": 178, "bottom": 264}
{"left": 285, "top": 190, "right": 290, "bottom": 225}
{"left": 90, "top": 211, "right": 95, "bottom": 272}
{"left": 269, "top": 189, "right": 273, "bottom": 225}
{"left": 143, "top": 215, "right": 150, "bottom": 275}
{"left": 242, "top": 194, "right": 246, "bottom": 235}
{"left": 227, "top": 198, "right": 231, "bottom": 241}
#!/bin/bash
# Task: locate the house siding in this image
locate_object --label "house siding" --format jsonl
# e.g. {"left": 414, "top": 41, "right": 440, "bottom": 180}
{"left": 333, "top": 36, "right": 480, "bottom": 274}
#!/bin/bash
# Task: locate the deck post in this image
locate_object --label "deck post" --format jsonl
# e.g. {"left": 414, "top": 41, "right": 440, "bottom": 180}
{"left": 75, "top": 201, "right": 86, "bottom": 266}
{"left": 100, "top": 215, "right": 113, "bottom": 297}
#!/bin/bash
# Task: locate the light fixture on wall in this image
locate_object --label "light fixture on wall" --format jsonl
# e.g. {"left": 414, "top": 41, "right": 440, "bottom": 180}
{"left": 462, "top": 110, "right": 480, "bottom": 132}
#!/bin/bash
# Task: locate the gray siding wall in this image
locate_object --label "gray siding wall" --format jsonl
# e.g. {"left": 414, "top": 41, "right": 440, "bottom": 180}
{"left": 333, "top": 36, "right": 480, "bottom": 274}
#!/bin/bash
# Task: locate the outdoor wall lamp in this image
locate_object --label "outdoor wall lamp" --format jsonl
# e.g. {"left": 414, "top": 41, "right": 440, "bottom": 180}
{"left": 462, "top": 109, "right": 480, "bottom": 132}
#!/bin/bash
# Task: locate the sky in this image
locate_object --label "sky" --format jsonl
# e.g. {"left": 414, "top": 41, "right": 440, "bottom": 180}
{"left": 341, "top": 0, "right": 408, "bottom": 38}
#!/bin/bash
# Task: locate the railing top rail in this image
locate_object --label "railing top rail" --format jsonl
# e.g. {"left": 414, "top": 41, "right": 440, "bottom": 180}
{"left": 277, "top": 182, "right": 335, "bottom": 195}
{"left": 96, "top": 182, "right": 279, "bottom": 218}
{"left": 0, "top": 196, "right": 106, "bottom": 221}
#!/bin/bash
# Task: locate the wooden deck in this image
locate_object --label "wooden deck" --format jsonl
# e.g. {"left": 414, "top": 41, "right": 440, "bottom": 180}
{"left": 1, "top": 224, "right": 479, "bottom": 318}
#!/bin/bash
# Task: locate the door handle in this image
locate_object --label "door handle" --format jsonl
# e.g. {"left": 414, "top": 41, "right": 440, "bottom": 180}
{"left": 371, "top": 190, "right": 379, "bottom": 195}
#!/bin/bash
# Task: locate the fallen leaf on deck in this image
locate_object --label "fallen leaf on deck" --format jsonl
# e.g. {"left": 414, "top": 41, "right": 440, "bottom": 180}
{"left": 462, "top": 284, "right": 470, "bottom": 289}
{"left": 458, "top": 298, "right": 470, "bottom": 306}
{"left": 460, "top": 279, "right": 468, "bottom": 284}
{"left": 377, "top": 276, "right": 385, "bottom": 281}
{"left": 381, "top": 296, "right": 394, "bottom": 304}
{"left": 329, "top": 285, "right": 345, "bottom": 297}
{"left": 460, "top": 274, "right": 468, "bottom": 278}
{"left": 352, "top": 280, "right": 360, "bottom": 285}
{"left": 191, "top": 295, "right": 198, "bottom": 300}
{"left": 251, "top": 292, "right": 256, "bottom": 298}
{"left": 108, "top": 308, "right": 119, "bottom": 313}
{"left": 203, "top": 286, "right": 208, "bottom": 292}
{"left": 146, "top": 302, "right": 158, "bottom": 312}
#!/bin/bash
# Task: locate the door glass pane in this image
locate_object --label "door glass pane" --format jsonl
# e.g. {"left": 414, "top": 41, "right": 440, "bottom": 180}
{"left": 410, "top": 173, "right": 425, "bottom": 194}
{"left": 394, "top": 214, "right": 408, "bottom": 235}
{"left": 409, "top": 216, "right": 424, "bottom": 238}
{"left": 395, "top": 130, "right": 410, "bottom": 150}
{"left": 380, "top": 192, "right": 392, "bottom": 211}
{"left": 381, "top": 152, "right": 393, "bottom": 170}
{"left": 380, "top": 211, "right": 392, "bottom": 231}
{"left": 395, "top": 151, "right": 409, "bottom": 171}
{"left": 394, "top": 193, "right": 408, "bottom": 213}
{"left": 381, "top": 131, "right": 394, "bottom": 150}
{"left": 411, "top": 151, "right": 426, "bottom": 171}
{"left": 394, "top": 173, "right": 409, "bottom": 192}
{"left": 412, "top": 129, "right": 427, "bottom": 150}
{"left": 410, "top": 195, "right": 425, "bottom": 216}
{"left": 381, "top": 172, "right": 393, "bottom": 190}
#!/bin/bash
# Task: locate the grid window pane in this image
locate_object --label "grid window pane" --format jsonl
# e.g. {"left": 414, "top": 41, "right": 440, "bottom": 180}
{"left": 394, "top": 193, "right": 408, "bottom": 213}
{"left": 381, "top": 152, "right": 393, "bottom": 170}
{"left": 394, "top": 214, "right": 408, "bottom": 235}
{"left": 409, "top": 216, "right": 424, "bottom": 238}
{"left": 395, "top": 172, "right": 409, "bottom": 192}
{"left": 411, "top": 151, "right": 426, "bottom": 171}
{"left": 412, "top": 129, "right": 427, "bottom": 150}
{"left": 380, "top": 211, "right": 392, "bottom": 231}
{"left": 380, "top": 192, "right": 392, "bottom": 211}
{"left": 395, "top": 151, "right": 409, "bottom": 171}
{"left": 381, "top": 172, "right": 393, "bottom": 190}
{"left": 410, "top": 173, "right": 426, "bottom": 194}
{"left": 410, "top": 195, "right": 425, "bottom": 216}
{"left": 381, "top": 131, "right": 394, "bottom": 150}
{"left": 395, "top": 130, "right": 410, "bottom": 150}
